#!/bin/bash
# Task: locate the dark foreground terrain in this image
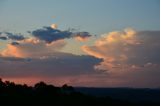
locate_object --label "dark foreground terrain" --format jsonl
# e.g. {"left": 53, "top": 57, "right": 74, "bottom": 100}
{"left": 76, "top": 87, "right": 160, "bottom": 102}
{"left": 0, "top": 78, "right": 160, "bottom": 106}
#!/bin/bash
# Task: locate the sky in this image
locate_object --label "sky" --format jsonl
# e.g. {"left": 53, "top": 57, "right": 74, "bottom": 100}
{"left": 0, "top": 0, "right": 160, "bottom": 88}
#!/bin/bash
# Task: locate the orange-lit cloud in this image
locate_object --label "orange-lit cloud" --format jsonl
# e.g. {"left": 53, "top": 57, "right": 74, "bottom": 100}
{"left": 82, "top": 29, "right": 160, "bottom": 73}
{"left": 75, "top": 36, "right": 89, "bottom": 42}
{"left": 1, "top": 44, "right": 24, "bottom": 57}
{"left": 0, "top": 37, "right": 66, "bottom": 58}
{"left": 51, "top": 24, "right": 58, "bottom": 29}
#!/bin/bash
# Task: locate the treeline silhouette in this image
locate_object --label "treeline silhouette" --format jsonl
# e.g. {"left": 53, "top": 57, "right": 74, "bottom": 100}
{"left": 0, "top": 78, "right": 159, "bottom": 106}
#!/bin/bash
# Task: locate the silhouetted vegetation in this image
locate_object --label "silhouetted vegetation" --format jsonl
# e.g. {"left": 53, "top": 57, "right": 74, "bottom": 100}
{"left": 0, "top": 78, "right": 160, "bottom": 106}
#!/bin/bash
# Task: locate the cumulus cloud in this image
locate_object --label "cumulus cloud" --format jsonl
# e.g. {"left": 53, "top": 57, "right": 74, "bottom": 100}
{"left": 82, "top": 29, "right": 160, "bottom": 73}
{"left": 31, "top": 26, "right": 92, "bottom": 43}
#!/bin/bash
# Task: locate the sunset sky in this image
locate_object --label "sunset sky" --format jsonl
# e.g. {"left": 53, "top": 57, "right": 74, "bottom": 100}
{"left": 0, "top": 0, "right": 160, "bottom": 88}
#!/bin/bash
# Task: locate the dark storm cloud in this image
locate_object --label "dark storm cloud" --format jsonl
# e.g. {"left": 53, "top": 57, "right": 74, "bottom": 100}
{"left": 10, "top": 42, "right": 20, "bottom": 45}
{"left": 0, "top": 56, "right": 30, "bottom": 62}
{"left": 0, "top": 36, "right": 7, "bottom": 40}
{"left": 0, "top": 32, "right": 26, "bottom": 41}
{"left": 137, "top": 30, "right": 160, "bottom": 36}
{"left": 0, "top": 53, "right": 102, "bottom": 77}
{"left": 0, "top": 32, "right": 7, "bottom": 40}
{"left": 31, "top": 27, "right": 92, "bottom": 43}
{"left": 74, "top": 32, "right": 92, "bottom": 38}
{"left": 5, "top": 32, "right": 25, "bottom": 41}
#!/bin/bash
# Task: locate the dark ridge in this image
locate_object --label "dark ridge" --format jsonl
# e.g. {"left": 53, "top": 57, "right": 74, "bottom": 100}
{"left": 0, "top": 78, "right": 160, "bottom": 106}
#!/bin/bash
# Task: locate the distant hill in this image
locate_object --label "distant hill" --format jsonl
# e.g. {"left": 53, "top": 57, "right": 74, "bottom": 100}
{"left": 75, "top": 87, "right": 160, "bottom": 102}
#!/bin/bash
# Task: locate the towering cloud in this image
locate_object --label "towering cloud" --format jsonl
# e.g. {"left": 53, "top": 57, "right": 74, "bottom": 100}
{"left": 82, "top": 29, "right": 160, "bottom": 73}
